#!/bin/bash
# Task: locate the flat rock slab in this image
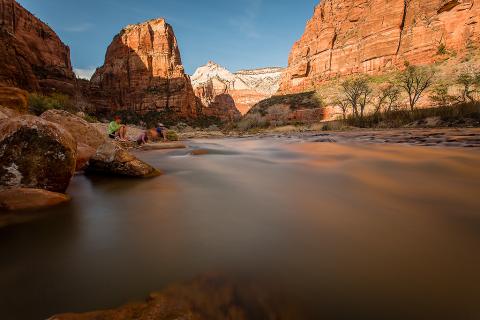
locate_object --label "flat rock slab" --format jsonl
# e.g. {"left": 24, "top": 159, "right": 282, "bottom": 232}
{"left": 0, "top": 188, "right": 70, "bottom": 211}
{"left": 140, "top": 142, "right": 187, "bottom": 150}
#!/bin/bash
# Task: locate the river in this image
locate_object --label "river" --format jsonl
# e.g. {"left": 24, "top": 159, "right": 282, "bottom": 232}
{"left": 1, "top": 137, "right": 480, "bottom": 319}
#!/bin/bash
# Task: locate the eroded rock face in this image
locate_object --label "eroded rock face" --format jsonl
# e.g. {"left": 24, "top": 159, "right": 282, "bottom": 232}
{"left": 192, "top": 62, "right": 284, "bottom": 116}
{"left": 194, "top": 79, "right": 242, "bottom": 121}
{"left": 86, "top": 142, "right": 161, "bottom": 178}
{"left": 0, "top": 0, "right": 75, "bottom": 94}
{"left": 0, "top": 115, "right": 77, "bottom": 193}
{"left": 246, "top": 91, "right": 326, "bottom": 124}
{"left": 0, "top": 87, "right": 28, "bottom": 114}
{"left": 280, "top": 0, "right": 480, "bottom": 93}
{"left": 90, "top": 18, "right": 199, "bottom": 118}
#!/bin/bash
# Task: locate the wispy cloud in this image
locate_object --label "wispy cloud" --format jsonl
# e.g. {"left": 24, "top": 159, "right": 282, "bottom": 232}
{"left": 229, "top": 0, "right": 263, "bottom": 39}
{"left": 64, "top": 22, "right": 94, "bottom": 33}
{"left": 74, "top": 68, "right": 96, "bottom": 80}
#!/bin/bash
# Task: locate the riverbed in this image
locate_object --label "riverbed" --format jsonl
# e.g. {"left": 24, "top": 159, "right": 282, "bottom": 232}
{"left": 1, "top": 137, "right": 480, "bottom": 319}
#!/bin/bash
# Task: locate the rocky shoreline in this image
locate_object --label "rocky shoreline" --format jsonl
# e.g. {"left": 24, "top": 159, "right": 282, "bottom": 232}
{"left": 172, "top": 125, "right": 480, "bottom": 149}
{"left": 0, "top": 105, "right": 162, "bottom": 216}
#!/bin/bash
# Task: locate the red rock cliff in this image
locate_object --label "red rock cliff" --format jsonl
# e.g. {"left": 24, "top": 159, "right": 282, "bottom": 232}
{"left": 280, "top": 0, "right": 480, "bottom": 93}
{"left": 0, "top": 0, "right": 75, "bottom": 94}
{"left": 90, "top": 18, "right": 199, "bottom": 118}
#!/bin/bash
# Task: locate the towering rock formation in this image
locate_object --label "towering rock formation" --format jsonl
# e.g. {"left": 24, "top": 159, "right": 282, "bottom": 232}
{"left": 280, "top": 0, "right": 480, "bottom": 93}
{"left": 192, "top": 61, "right": 283, "bottom": 115}
{"left": 0, "top": 0, "right": 75, "bottom": 94}
{"left": 90, "top": 18, "right": 199, "bottom": 118}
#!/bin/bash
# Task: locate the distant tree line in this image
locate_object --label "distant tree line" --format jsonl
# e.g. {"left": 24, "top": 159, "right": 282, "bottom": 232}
{"left": 335, "top": 63, "right": 480, "bottom": 121}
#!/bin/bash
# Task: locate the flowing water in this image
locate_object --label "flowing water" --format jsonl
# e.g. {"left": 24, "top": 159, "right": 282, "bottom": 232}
{"left": 1, "top": 138, "right": 480, "bottom": 320}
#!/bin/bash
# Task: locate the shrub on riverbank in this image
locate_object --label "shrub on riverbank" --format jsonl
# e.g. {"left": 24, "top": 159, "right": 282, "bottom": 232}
{"left": 28, "top": 93, "right": 75, "bottom": 115}
{"left": 342, "top": 102, "right": 480, "bottom": 128}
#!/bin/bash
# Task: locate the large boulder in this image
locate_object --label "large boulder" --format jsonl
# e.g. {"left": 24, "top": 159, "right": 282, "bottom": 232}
{"left": 0, "top": 115, "right": 77, "bottom": 192}
{"left": 40, "top": 110, "right": 108, "bottom": 171}
{"left": 0, "top": 188, "right": 70, "bottom": 211}
{"left": 40, "top": 109, "right": 106, "bottom": 149}
{"left": 86, "top": 142, "right": 161, "bottom": 178}
{"left": 0, "top": 87, "right": 29, "bottom": 114}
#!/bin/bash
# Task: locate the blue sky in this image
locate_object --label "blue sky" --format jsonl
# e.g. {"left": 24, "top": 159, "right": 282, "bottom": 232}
{"left": 17, "top": 0, "right": 318, "bottom": 79}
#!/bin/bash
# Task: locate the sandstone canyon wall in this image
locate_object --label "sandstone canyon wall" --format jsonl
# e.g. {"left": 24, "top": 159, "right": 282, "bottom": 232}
{"left": 192, "top": 62, "right": 283, "bottom": 116}
{"left": 90, "top": 18, "right": 199, "bottom": 118}
{"left": 280, "top": 0, "right": 480, "bottom": 93}
{"left": 0, "top": 0, "right": 75, "bottom": 94}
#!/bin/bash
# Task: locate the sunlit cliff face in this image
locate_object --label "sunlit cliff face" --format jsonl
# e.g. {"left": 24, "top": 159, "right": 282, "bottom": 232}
{"left": 90, "top": 18, "right": 198, "bottom": 116}
{"left": 103, "top": 18, "right": 184, "bottom": 80}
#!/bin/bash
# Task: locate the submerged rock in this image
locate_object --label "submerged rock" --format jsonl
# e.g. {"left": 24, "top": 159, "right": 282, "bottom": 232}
{"left": 50, "top": 275, "right": 299, "bottom": 320}
{"left": 0, "top": 188, "right": 70, "bottom": 211}
{"left": 0, "top": 115, "right": 77, "bottom": 192}
{"left": 86, "top": 142, "right": 161, "bottom": 178}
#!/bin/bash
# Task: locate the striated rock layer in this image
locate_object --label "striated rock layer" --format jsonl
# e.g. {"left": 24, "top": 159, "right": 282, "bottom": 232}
{"left": 90, "top": 18, "right": 199, "bottom": 118}
{"left": 280, "top": 0, "right": 480, "bottom": 93}
{"left": 0, "top": 0, "right": 75, "bottom": 94}
{"left": 192, "top": 61, "right": 283, "bottom": 116}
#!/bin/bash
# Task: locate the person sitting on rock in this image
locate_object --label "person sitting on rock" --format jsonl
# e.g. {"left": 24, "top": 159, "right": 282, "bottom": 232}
{"left": 108, "top": 116, "right": 128, "bottom": 141}
{"left": 136, "top": 129, "right": 158, "bottom": 146}
{"left": 156, "top": 123, "right": 168, "bottom": 142}
{"left": 136, "top": 131, "right": 148, "bottom": 146}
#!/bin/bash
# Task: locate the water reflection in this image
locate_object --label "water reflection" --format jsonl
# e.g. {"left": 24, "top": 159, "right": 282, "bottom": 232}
{"left": 0, "top": 138, "right": 480, "bottom": 319}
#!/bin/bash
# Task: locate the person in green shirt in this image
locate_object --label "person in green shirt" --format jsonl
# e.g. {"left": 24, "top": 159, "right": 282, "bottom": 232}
{"left": 108, "top": 116, "right": 128, "bottom": 141}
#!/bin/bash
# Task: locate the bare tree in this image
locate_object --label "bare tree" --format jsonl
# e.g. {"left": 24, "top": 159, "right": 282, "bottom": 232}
{"left": 374, "top": 83, "right": 400, "bottom": 114}
{"left": 430, "top": 83, "right": 452, "bottom": 106}
{"left": 341, "top": 76, "right": 372, "bottom": 118}
{"left": 456, "top": 67, "right": 479, "bottom": 103}
{"left": 398, "top": 65, "right": 435, "bottom": 111}
{"left": 334, "top": 98, "right": 350, "bottom": 120}
{"left": 384, "top": 84, "right": 401, "bottom": 112}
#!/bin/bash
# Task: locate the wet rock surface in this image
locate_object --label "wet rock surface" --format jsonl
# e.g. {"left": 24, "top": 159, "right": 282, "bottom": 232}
{"left": 0, "top": 188, "right": 70, "bottom": 211}
{"left": 86, "top": 142, "right": 161, "bottom": 178}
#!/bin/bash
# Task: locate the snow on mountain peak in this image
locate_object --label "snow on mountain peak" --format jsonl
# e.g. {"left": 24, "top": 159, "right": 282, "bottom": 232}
{"left": 191, "top": 62, "right": 284, "bottom": 95}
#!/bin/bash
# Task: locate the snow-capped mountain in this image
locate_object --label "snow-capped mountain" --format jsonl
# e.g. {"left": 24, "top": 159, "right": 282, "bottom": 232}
{"left": 191, "top": 61, "right": 283, "bottom": 95}
{"left": 191, "top": 61, "right": 284, "bottom": 114}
